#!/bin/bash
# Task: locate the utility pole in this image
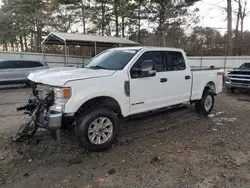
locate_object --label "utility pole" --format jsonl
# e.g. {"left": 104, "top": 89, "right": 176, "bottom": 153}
{"left": 227, "top": 0, "right": 233, "bottom": 56}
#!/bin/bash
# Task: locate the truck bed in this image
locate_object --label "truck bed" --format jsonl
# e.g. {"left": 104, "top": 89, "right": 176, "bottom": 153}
{"left": 190, "top": 67, "right": 224, "bottom": 101}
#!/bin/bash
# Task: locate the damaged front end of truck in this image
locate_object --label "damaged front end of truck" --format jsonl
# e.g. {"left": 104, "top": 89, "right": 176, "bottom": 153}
{"left": 13, "top": 82, "right": 66, "bottom": 142}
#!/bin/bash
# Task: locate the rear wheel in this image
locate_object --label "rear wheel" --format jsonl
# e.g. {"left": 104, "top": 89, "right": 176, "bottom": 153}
{"left": 195, "top": 88, "right": 214, "bottom": 116}
{"left": 75, "top": 108, "right": 119, "bottom": 152}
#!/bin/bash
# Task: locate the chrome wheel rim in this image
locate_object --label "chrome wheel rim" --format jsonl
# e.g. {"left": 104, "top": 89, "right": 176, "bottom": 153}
{"left": 88, "top": 117, "right": 113, "bottom": 145}
{"left": 204, "top": 95, "right": 213, "bottom": 111}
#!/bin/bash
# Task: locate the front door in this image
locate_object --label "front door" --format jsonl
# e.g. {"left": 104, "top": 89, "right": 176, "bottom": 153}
{"left": 129, "top": 51, "right": 168, "bottom": 115}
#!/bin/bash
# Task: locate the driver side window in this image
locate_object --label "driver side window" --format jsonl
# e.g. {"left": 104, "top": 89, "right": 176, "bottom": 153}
{"left": 130, "top": 51, "right": 165, "bottom": 78}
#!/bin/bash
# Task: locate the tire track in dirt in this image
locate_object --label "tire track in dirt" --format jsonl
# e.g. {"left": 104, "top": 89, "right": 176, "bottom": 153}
{"left": 119, "top": 107, "right": 202, "bottom": 144}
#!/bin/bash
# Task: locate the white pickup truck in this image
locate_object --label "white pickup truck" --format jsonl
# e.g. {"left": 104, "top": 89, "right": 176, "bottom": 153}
{"left": 18, "top": 47, "right": 224, "bottom": 151}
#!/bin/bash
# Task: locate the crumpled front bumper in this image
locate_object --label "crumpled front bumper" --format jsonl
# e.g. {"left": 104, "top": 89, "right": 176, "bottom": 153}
{"left": 17, "top": 97, "right": 63, "bottom": 130}
{"left": 43, "top": 111, "right": 63, "bottom": 141}
{"left": 44, "top": 111, "right": 63, "bottom": 130}
{"left": 16, "top": 102, "right": 63, "bottom": 141}
{"left": 16, "top": 83, "right": 66, "bottom": 141}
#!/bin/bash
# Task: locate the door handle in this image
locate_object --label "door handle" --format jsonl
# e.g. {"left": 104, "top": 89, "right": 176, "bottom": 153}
{"left": 160, "top": 78, "right": 168, "bottom": 83}
{"left": 185, "top": 75, "right": 191, "bottom": 80}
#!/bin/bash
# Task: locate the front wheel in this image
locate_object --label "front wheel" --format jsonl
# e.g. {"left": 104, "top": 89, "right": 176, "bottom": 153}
{"left": 75, "top": 108, "right": 120, "bottom": 152}
{"left": 195, "top": 89, "right": 214, "bottom": 116}
{"left": 230, "top": 88, "right": 235, "bottom": 93}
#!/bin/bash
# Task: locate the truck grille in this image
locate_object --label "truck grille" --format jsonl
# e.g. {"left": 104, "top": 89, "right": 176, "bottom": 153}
{"left": 231, "top": 79, "right": 250, "bottom": 85}
{"left": 228, "top": 70, "right": 250, "bottom": 85}
{"left": 230, "top": 76, "right": 250, "bottom": 79}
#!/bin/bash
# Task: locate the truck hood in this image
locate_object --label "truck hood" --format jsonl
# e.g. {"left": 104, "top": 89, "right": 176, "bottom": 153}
{"left": 229, "top": 69, "right": 250, "bottom": 75}
{"left": 28, "top": 67, "right": 116, "bottom": 86}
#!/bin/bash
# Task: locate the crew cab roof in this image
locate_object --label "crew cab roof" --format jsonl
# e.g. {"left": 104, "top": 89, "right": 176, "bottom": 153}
{"left": 111, "top": 46, "right": 185, "bottom": 52}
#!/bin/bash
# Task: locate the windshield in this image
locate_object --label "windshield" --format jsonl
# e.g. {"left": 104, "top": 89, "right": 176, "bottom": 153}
{"left": 84, "top": 49, "right": 139, "bottom": 70}
{"left": 239, "top": 63, "right": 250, "bottom": 70}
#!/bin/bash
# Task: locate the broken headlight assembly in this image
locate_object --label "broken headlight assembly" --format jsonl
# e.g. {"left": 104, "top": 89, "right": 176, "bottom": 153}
{"left": 35, "top": 84, "right": 71, "bottom": 111}
{"left": 14, "top": 85, "right": 71, "bottom": 142}
{"left": 36, "top": 84, "right": 51, "bottom": 100}
{"left": 50, "top": 87, "right": 71, "bottom": 112}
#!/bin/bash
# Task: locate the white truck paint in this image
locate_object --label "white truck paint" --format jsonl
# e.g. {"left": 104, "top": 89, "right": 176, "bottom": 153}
{"left": 29, "top": 47, "right": 223, "bottom": 116}
{"left": 27, "top": 47, "right": 224, "bottom": 151}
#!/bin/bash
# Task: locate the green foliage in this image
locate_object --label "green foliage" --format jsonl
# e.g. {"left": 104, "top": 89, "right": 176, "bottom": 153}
{"left": 0, "top": 10, "right": 15, "bottom": 44}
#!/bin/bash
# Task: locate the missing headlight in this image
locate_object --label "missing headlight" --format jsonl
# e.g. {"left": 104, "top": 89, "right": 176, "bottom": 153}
{"left": 31, "top": 82, "right": 38, "bottom": 96}
{"left": 36, "top": 84, "right": 51, "bottom": 100}
{"left": 45, "top": 90, "right": 54, "bottom": 106}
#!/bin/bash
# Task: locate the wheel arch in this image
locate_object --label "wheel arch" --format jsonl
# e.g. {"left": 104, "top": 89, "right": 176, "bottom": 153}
{"left": 75, "top": 96, "right": 123, "bottom": 118}
{"left": 204, "top": 81, "right": 216, "bottom": 94}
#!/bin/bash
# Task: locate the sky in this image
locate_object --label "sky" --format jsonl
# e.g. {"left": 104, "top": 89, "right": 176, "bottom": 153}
{"left": 194, "top": 0, "right": 250, "bottom": 33}
{"left": 0, "top": 0, "right": 249, "bottom": 34}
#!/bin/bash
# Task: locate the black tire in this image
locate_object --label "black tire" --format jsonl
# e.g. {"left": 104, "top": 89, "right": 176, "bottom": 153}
{"left": 62, "top": 117, "right": 74, "bottom": 130}
{"left": 231, "top": 88, "right": 235, "bottom": 93}
{"left": 195, "top": 89, "right": 214, "bottom": 116}
{"left": 75, "top": 107, "right": 120, "bottom": 152}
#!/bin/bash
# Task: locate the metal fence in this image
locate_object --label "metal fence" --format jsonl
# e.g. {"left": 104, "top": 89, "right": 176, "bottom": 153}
{"left": 188, "top": 56, "right": 250, "bottom": 69}
{"left": 1, "top": 51, "right": 250, "bottom": 72}
{"left": 188, "top": 56, "right": 250, "bottom": 75}
{"left": 0, "top": 51, "right": 90, "bottom": 68}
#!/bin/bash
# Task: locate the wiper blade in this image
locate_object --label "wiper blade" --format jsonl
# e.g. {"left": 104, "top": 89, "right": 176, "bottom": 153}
{"left": 88, "top": 65, "right": 107, "bottom": 70}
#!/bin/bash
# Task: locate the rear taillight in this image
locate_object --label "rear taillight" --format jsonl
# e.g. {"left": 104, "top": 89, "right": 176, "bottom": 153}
{"left": 222, "top": 72, "right": 225, "bottom": 85}
{"left": 217, "top": 72, "right": 225, "bottom": 86}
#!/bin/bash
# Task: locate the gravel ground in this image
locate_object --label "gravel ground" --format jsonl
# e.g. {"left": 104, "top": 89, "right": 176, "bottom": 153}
{"left": 0, "top": 88, "right": 250, "bottom": 188}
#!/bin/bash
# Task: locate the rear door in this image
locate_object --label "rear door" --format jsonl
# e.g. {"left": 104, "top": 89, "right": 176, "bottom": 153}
{"left": 13, "top": 61, "right": 45, "bottom": 80}
{"left": 10, "top": 61, "right": 30, "bottom": 81}
{"left": 0, "top": 60, "right": 45, "bottom": 83}
{"left": 0, "top": 61, "right": 27, "bottom": 82}
{"left": 163, "top": 51, "right": 192, "bottom": 103}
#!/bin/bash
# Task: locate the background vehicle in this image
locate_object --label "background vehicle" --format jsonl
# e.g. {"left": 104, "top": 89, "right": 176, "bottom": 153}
{"left": 0, "top": 60, "right": 49, "bottom": 85}
{"left": 19, "top": 47, "right": 224, "bottom": 152}
{"left": 225, "top": 62, "right": 250, "bottom": 93}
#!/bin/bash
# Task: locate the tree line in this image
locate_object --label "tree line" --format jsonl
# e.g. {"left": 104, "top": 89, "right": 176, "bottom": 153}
{"left": 0, "top": 0, "right": 249, "bottom": 56}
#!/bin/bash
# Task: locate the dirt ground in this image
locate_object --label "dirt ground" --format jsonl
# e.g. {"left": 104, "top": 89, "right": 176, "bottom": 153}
{"left": 0, "top": 88, "right": 250, "bottom": 188}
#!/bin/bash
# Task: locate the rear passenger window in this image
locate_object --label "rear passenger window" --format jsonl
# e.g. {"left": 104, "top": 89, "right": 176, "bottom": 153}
{"left": 0, "top": 61, "right": 24, "bottom": 69}
{"left": 0, "top": 61, "right": 43, "bottom": 69}
{"left": 12, "top": 61, "right": 26, "bottom": 68}
{"left": 29, "top": 61, "right": 43, "bottom": 67}
{"left": 164, "top": 51, "right": 186, "bottom": 71}
{"left": 133, "top": 51, "right": 165, "bottom": 72}
{"left": 21, "top": 61, "right": 43, "bottom": 68}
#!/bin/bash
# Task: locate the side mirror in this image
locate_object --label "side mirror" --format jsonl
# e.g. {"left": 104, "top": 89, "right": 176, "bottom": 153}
{"left": 141, "top": 60, "right": 156, "bottom": 76}
{"left": 131, "top": 60, "right": 156, "bottom": 78}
